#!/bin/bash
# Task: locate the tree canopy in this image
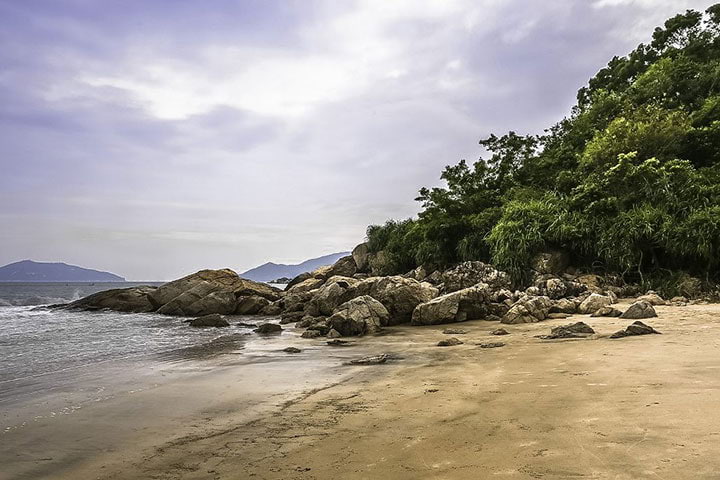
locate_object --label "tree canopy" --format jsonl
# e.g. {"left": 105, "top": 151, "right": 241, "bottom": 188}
{"left": 366, "top": 5, "right": 720, "bottom": 292}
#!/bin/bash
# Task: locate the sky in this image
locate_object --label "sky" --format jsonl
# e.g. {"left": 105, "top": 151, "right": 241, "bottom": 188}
{"left": 0, "top": 0, "right": 714, "bottom": 280}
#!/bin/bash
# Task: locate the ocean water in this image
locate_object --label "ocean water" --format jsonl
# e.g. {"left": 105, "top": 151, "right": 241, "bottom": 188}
{"left": 0, "top": 282, "right": 281, "bottom": 386}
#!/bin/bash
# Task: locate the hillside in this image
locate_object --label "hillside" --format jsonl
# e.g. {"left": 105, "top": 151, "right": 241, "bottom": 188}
{"left": 366, "top": 4, "right": 720, "bottom": 294}
{"left": 0, "top": 260, "right": 126, "bottom": 282}
{"left": 241, "top": 252, "right": 350, "bottom": 282}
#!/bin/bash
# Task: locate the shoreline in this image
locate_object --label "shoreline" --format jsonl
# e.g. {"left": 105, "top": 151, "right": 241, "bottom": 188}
{"left": 26, "top": 300, "right": 720, "bottom": 479}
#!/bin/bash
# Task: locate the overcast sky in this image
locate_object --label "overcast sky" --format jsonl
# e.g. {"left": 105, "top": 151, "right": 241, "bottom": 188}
{"left": 0, "top": 0, "right": 713, "bottom": 280}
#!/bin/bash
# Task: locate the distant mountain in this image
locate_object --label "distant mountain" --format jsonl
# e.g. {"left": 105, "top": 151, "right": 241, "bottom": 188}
{"left": 241, "top": 252, "right": 350, "bottom": 282}
{"left": 0, "top": 260, "right": 126, "bottom": 282}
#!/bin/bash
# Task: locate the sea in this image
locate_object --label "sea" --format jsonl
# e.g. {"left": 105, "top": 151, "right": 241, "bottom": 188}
{"left": 0, "top": 282, "right": 292, "bottom": 430}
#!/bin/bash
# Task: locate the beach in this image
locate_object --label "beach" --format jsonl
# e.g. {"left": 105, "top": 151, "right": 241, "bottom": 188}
{"left": 11, "top": 300, "right": 720, "bottom": 480}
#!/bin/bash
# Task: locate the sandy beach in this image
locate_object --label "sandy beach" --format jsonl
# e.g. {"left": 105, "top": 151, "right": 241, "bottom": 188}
{"left": 12, "top": 300, "right": 715, "bottom": 480}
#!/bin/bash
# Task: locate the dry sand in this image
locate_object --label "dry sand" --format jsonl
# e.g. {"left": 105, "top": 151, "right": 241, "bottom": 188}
{"left": 16, "top": 301, "right": 720, "bottom": 479}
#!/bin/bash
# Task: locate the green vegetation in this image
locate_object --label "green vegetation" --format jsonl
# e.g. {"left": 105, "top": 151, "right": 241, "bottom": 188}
{"left": 367, "top": 5, "right": 720, "bottom": 290}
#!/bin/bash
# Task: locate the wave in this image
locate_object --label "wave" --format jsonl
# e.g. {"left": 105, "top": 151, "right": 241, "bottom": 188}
{"left": 0, "top": 296, "right": 72, "bottom": 307}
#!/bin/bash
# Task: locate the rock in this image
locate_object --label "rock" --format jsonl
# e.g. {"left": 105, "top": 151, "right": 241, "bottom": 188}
{"left": 550, "top": 298, "right": 577, "bottom": 314}
{"left": 158, "top": 288, "right": 237, "bottom": 316}
{"left": 610, "top": 321, "right": 661, "bottom": 338}
{"left": 670, "top": 296, "right": 688, "bottom": 304}
{"left": 637, "top": 292, "right": 666, "bottom": 306}
{"left": 255, "top": 323, "right": 282, "bottom": 334}
{"left": 547, "top": 312, "right": 571, "bottom": 319}
{"left": 620, "top": 301, "right": 657, "bottom": 319}
{"left": 577, "top": 293, "right": 612, "bottom": 314}
{"left": 442, "top": 328, "right": 467, "bottom": 334}
{"left": 282, "top": 347, "right": 302, "bottom": 353}
{"left": 478, "top": 342, "right": 505, "bottom": 348}
{"left": 328, "top": 255, "right": 357, "bottom": 278}
{"left": 65, "top": 286, "right": 158, "bottom": 313}
{"left": 576, "top": 274, "right": 604, "bottom": 294}
{"left": 347, "top": 276, "right": 439, "bottom": 325}
{"left": 590, "top": 306, "right": 623, "bottom": 317}
{"left": 306, "top": 319, "right": 331, "bottom": 335}
{"left": 677, "top": 274, "right": 703, "bottom": 298}
{"left": 150, "top": 269, "right": 281, "bottom": 307}
{"left": 368, "top": 250, "right": 391, "bottom": 276}
{"left": 280, "top": 311, "right": 305, "bottom": 324}
{"left": 501, "top": 296, "right": 553, "bottom": 324}
{"left": 259, "top": 301, "right": 282, "bottom": 316}
{"left": 543, "top": 321, "right": 595, "bottom": 339}
{"left": 189, "top": 314, "right": 230, "bottom": 327}
{"left": 285, "top": 277, "right": 325, "bottom": 294}
{"left": 437, "top": 337, "right": 463, "bottom": 347}
{"left": 544, "top": 278, "right": 567, "bottom": 299}
{"left": 411, "top": 284, "right": 491, "bottom": 325}
{"left": 236, "top": 295, "right": 271, "bottom": 315}
{"left": 328, "top": 295, "right": 389, "bottom": 336}
{"left": 284, "top": 272, "right": 312, "bottom": 290}
{"left": 236, "top": 322, "right": 257, "bottom": 328}
{"left": 531, "top": 251, "right": 570, "bottom": 275}
{"left": 270, "top": 277, "right": 292, "bottom": 284}
{"left": 438, "top": 261, "right": 511, "bottom": 293}
{"left": 491, "top": 328, "right": 509, "bottom": 335}
{"left": 406, "top": 265, "right": 429, "bottom": 281}
{"left": 525, "top": 286, "right": 541, "bottom": 296}
{"left": 327, "top": 339, "right": 353, "bottom": 346}
{"left": 296, "top": 315, "right": 323, "bottom": 328}
{"left": 308, "top": 276, "right": 359, "bottom": 316}
{"left": 349, "top": 354, "right": 391, "bottom": 365}
{"left": 326, "top": 328, "right": 342, "bottom": 338}
{"left": 352, "top": 243, "right": 370, "bottom": 273}
{"left": 301, "top": 330, "right": 322, "bottom": 338}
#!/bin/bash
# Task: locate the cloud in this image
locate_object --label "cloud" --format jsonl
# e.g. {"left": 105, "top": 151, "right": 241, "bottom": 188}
{"left": 0, "top": 0, "right": 714, "bottom": 279}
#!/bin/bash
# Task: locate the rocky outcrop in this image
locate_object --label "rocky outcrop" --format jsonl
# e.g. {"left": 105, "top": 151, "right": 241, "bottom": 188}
{"left": 352, "top": 243, "right": 370, "bottom": 273}
{"left": 368, "top": 250, "right": 391, "bottom": 276}
{"left": 328, "top": 255, "right": 358, "bottom": 278}
{"left": 66, "top": 286, "right": 158, "bottom": 313}
{"left": 285, "top": 277, "right": 325, "bottom": 294}
{"left": 189, "top": 314, "right": 230, "bottom": 327}
{"left": 577, "top": 293, "right": 612, "bottom": 314}
{"left": 436, "top": 261, "right": 510, "bottom": 293}
{"left": 343, "top": 276, "right": 439, "bottom": 325}
{"left": 236, "top": 295, "right": 271, "bottom": 315}
{"left": 620, "top": 301, "right": 657, "bottom": 319}
{"left": 328, "top": 296, "right": 389, "bottom": 336}
{"left": 305, "top": 276, "right": 359, "bottom": 316}
{"left": 411, "top": 284, "right": 492, "bottom": 325}
{"left": 501, "top": 296, "right": 553, "bottom": 324}
{"left": 157, "top": 287, "right": 237, "bottom": 316}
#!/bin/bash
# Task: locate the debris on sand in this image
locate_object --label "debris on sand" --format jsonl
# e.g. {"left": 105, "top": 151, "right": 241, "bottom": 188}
{"left": 610, "top": 321, "right": 661, "bottom": 338}
{"left": 437, "top": 337, "right": 464, "bottom": 347}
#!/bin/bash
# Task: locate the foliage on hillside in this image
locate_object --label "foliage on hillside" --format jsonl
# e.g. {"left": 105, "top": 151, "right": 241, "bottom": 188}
{"left": 367, "top": 5, "right": 720, "bottom": 289}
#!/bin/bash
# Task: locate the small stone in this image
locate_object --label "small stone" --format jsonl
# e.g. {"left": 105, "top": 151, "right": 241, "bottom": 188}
{"left": 326, "top": 328, "right": 342, "bottom": 338}
{"left": 547, "top": 312, "right": 571, "bottom": 319}
{"left": 236, "top": 322, "right": 257, "bottom": 328}
{"left": 255, "top": 323, "right": 282, "bottom": 334}
{"left": 327, "top": 339, "right": 353, "bottom": 346}
{"left": 478, "top": 342, "right": 505, "bottom": 348}
{"left": 301, "top": 329, "right": 321, "bottom": 338}
{"left": 542, "top": 321, "right": 595, "bottom": 339}
{"left": 437, "top": 337, "right": 463, "bottom": 347}
{"left": 282, "top": 347, "right": 301, "bottom": 353}
{"left": 491, "top": 328, "right": 509, "bottom": 335}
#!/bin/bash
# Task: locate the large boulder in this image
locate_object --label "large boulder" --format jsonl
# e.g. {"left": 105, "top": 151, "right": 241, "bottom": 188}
{"left": 285, "top": 277, "right": 325, "bottom": 294}
{"left": 328, "top": 255, "right": 357, "bottom": 278}
{"left": 346, "top": 276, "right": 439, "bottom": 325}
{"left": 531, "top": 251, "right": 570, "bottom": 275}
{"left": 352, "top": 243, "right": 370, "bottom": 273}
{"left": 368, "top": 250, "right": 391, "bottom": 276}
{"left": 577, "top": 293, "right": 612, "bottom": 314}
{"left": 158, "top": 288, "right": 237, "bottom": 316}
{"left": 328, "top": 296, "right": 388, "bottom": 336}
{"left": 437, "top": 261, "right": 511, "bottom": 293}
{"left": 620, "top": 300, "right": 657, "bottom": 319}
{"left": 66, "top": 286, "right": 158, "bottom": 313}
{"left": 307, "top": 276, "right": 359, "bottom": 316}
{"left": 411, "top": 284, "right": 492, "bottom": 326}
{"left": 501, "top": 296, "right": 553, "bottom": 324}
{"left": 236, "top": 295, "right": 271, "bottom": 315}
{"left": 549, "top": 298, "right": 577, "bottom": 314}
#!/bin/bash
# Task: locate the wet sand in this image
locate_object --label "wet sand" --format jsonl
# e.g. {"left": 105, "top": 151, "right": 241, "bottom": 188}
{"left": 8, "top": 302, "right": 720, "bottom": 479}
